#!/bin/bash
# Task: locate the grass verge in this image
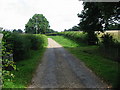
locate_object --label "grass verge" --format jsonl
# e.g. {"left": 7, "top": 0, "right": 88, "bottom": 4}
{"left": 49, "top": 36, "right": 119, "bottom": 88}
{"left": 3, "top": 35, "right": 48, "bottom": 88}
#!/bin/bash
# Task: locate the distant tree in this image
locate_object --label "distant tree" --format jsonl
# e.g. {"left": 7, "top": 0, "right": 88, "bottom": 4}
{"left": 25, "top": 14, "right": 50, "bottom": 34}
{"left": 13, "top": 29, "right": 23, "bottom": 33}
{"left": 71, "top": 26, "right": 80, "bottom": 31}
{"left": 46, "top": 29, "right": 57, "bottom": 33}
{"left": 13, "top": 29, "right": 17, "bottom": 33}
{"left": 18, "top": 29, "right": 23, "bottom": 33}
{"left": 64, "top": 26, "right": 80, "bottom": 32}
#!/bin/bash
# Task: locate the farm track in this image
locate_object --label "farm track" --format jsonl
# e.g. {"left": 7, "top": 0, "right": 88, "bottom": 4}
{"left": 28, "top": 38, "right": 108, "bottom": 89}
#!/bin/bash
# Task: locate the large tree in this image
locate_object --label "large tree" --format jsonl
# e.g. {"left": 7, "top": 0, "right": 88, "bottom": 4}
{"left": 25, "top": 14, "right": 50, "bottom": 34}
{"left": 78, "top": 2, "right": 103, "bottom": 44}
{"left": 78, "top": 2, "right": 119, "bottom": 44}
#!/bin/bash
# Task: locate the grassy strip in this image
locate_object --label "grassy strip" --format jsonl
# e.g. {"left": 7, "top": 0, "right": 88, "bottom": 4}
{"left": 49, "top": 36, "right": 119, "bottom": 88}
{"left": 3, "top": 35, "right": 48, "bottom": 88}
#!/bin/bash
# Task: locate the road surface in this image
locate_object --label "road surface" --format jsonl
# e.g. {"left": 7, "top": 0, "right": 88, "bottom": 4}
{"left": 28, "top": 38, "right": 108, "bottom": 89}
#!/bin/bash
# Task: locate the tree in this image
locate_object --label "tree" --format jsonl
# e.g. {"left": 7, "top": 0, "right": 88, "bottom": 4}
{"left": 78, "top": 2, "right": 119, "bottom": 44}
{"left": 95, "top": 2, "right": 120, "bottom": 30}
{"left": 25, "top": 14, "right": 50, "bottom": 34}
{"left": 78, "top": 2, "right": 102, "bottom": 44}
{"left": 13, "top": 29, "right": 23, "bottom": 33}
{"left": 71, "top": 26, "right": 80, "bottom": 31}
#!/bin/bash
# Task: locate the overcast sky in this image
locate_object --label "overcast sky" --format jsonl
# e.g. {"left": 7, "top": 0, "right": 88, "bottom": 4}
{"left": 0, "top": 0, "right": 83, "bottom": 31}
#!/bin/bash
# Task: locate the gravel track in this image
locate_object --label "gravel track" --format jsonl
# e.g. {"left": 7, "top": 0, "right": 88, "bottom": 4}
{"left": 28, "top": 38, "right": 108, "bottom": 89}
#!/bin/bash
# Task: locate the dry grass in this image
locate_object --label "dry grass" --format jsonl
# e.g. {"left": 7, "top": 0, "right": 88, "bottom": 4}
{"left": 97, "top": 30, "right": 120, "bottom": 42}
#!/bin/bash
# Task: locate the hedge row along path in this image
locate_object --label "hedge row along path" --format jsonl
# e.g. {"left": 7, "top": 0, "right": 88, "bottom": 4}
{"left": 28, "top": 38, "right": 108, "bottom": 89}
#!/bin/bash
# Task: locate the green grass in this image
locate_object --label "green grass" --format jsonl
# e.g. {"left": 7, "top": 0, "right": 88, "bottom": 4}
{"left": 49, "top": 36, "right": 119, "bottom": 88}
{"left": 48, "top": 36, "right": 80, "bottom": 47}
{"left": 3, "top": 35, "right": 48, "bottom": 88}
{"left": 3, "top": 48, "right": 46, "bottom": 88}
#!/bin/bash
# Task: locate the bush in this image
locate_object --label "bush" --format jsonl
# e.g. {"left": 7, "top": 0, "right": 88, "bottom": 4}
{"left": 100, "top": 33, "right": 116, "bottom": 48}
{"left": 2, "top": 32, "right": 46, "bottom": 62}
{"left": 61, "top": 31, "right": 88, "bottom": 44}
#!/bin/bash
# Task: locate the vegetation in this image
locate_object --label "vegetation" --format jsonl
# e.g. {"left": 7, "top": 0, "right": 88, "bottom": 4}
{"left": 77, "top": 2, "right": 119, "bottom": 45}
{"left": 13, "top": 29, "right": 23, "bottom": 33}
{"left": 64, "top": 25, "right": 80, "bottom": 32}
{"left": 2, "top": 31, "right": 47, "bottom": 88}
{"left": 50, "top": 35, "right": 119, "bottom": 88}
{"left": 25, "top": 14, "right": 50, "bottom": 34}
{"left": 60, "top": 31, "right": 120, "bottom": 62}
{"left": 2, "top": 31, "right": 46, "bottom": 62}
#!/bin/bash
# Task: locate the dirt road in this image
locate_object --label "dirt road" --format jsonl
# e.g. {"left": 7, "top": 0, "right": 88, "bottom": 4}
{"left": 28, "top": 38, "right": 108, "bottom": 89}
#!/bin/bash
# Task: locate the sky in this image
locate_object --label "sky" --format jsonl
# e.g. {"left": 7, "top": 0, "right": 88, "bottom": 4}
{"left": 0, "top": 0, "right": 83, "bottom": 32}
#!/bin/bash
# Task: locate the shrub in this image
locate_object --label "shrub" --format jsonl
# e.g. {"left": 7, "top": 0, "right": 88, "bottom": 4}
{"left": 61, "top": 31, "right": 88, "bottom": 44}
{"left": 100, "top": 33, "right": 120, "bottom": 62}
{"left": 2, "top": 32, "right": 46, "bottom": 62}
{"left": 100, "top": 33, "right": 116, "bottom": 48}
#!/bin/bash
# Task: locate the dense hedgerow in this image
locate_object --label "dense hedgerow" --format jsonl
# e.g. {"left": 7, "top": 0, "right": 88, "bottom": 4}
{"left": 61, "top": 31, "right": 99, "bottom": 45}
{"left": 2, "top": 31, "right": 47, "bottom": 87}
{"left": 2, "top": 31, "right": 46, "bottom": 62}
{"left": 61, "top": 31, "right": 120, "bottom": 62}
{"left": 61, "top": 31, "right": 88, "bottom": 44}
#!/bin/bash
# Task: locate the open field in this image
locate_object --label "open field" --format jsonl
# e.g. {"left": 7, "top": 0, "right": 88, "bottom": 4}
{"left": 49, "top": 36, "right": 119, "bottom": 88}
{"left": 99, "top": 30, "right": 120, "bottom": 42}
{"left": 65, "top": 30, "right": 120, "bottom": 42}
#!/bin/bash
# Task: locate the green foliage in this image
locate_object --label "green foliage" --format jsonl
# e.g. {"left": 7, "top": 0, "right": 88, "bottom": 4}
{"left": 13, "top": 29, "right": 23, "bottom": 33}
{"left": 25, "top": 14, "right": 50, "bottom": 34}
{"left": 45, "top": 32, "right": 60, "bottom": 36}
{"left": 100, "top": 33, "right": 115, "bottom": 47}
{"left": 3, "top": 46, "right": 47, "bottom": 88}
{"left": 2, "top": 31, "right": 47, "bottom": 63}
{"left": 61, "top": 31, "right": 88, "bottom": 44}
{"left": 100, "top": 33, "right": 120, "bottom": 62}
{"left": 49, "top": 36, "right": 79, "bottom": 47}
{"left": 50, "top": 36, "right": 119, "bottom": 88}
{"left": 64, "top": 26, "right": 80, "bottom": 31}
{"left": 2, "top": 31, "right": 47, "bottom": 88}
{"left": 78, "top": 2, "right": 119, "bottom": 44}
{"left": 2, "top": 31, "right": 16, "bottom": 87}
{"left": 46, "top": 29, "right": 58, "bottom": 33}
{"left": 96, "top": 2, "right": 119, "bottom": 28}
{"left": 78, "top": 2, "right": 103, "bottom": 32}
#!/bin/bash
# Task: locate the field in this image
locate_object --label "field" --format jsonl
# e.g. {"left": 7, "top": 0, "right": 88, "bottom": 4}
{"left": 49, "top": 36, "right": 119, "bottom": 88}
{"left": 98, "top": 30, "right": 120, "bottom": 42}
{"left": 63, "top": 30, "right": 120, "bottom": 41}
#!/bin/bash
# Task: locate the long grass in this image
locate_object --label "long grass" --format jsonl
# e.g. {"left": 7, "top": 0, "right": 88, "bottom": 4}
{"left": 3, "top": 35, "right": 48, "bottom": 88}
{"left": 49, "top": 36, "right": 119, "bottom": 88}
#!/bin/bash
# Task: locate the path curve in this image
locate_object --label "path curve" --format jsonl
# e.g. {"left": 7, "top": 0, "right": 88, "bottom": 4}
{"left": 28, "top": 38, "right": 108, "bottom": 89}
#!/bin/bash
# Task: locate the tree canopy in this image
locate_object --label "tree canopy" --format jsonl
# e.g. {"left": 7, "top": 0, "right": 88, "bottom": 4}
{"left": 77, "top": 2, "right": 119, "bottom": 44}
{"left": 13, "top": 29, "right": 23, "bottom": 33}
{"left": 64, "top": 25, "right": 80, "bottom": 32}
{"left": 25, "top": 14, "right": 50, "bottom": 34}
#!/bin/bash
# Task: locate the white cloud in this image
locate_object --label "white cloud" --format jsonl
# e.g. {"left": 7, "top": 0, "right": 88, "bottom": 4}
{"left": 0, "top": 0, "right": 83, "bottom": 31}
